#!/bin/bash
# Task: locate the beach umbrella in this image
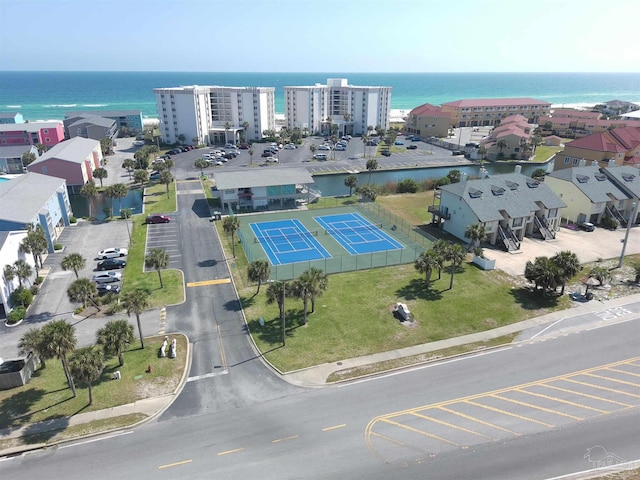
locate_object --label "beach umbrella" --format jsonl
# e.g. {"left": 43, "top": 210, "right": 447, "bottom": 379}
{"left": 582, "top": 276, "right": 600, "bottom": 295}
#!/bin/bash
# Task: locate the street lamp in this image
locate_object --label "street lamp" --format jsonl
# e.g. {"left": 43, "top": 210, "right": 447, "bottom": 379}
{"left": 618, "top": 201, "right": 638, "bottom": 268}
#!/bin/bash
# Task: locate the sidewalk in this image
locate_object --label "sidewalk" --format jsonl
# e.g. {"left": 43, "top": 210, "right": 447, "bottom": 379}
{"left": 281, "top": 292, "right": 640, "bottom": 386}
{"left": 2, "top": 293, "right": 638, "bottom": 452}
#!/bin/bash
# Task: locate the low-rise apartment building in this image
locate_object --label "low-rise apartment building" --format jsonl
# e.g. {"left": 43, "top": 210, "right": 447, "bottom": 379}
{"left": 284, "top": 78, "right": 392, "bottom": 136}
{"left": 539, "top": 107, "right": 640, "bottom": 138}
{"left": 478, "top": 115, "right": 534, "bottom": 161}
{"left": 63, "top": 115, "right": 118, "bottom": 141}
{"left": 404, "top": 103, "right": 450, "bottom": 138}
{"left": 441, "top": 98, "right": 551, "bottom": 128}
{"left": 0, "top": 112, "right": 25, "bottom": 124}
{"left": 154, "top": 85, "right": 275, "bottom": 146}
{"left": 65, "top": 110, "right": 144, "bottom": 134}
{"left": 0, "top": 121, "right": 65, "bottom": 148}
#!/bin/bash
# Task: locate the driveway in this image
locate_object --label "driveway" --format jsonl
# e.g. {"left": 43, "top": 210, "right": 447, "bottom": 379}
{"left": 484, "top": 225, "right": 640, "bottom": 276}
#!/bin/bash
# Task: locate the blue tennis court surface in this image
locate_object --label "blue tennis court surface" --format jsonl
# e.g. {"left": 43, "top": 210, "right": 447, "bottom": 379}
{"left": 314, "top": 213, "right": 404, "bottom": 254}
{"left": 250, "top": 219, "right": 332, "bottom": 265}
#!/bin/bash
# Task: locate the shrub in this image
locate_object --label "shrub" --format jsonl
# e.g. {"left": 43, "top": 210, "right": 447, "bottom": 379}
{"left": 30, "top": 285, "right": 39, "bottom": 295}
{"left": 600, "top": 215, "right": 618, "bottom": 231}
{"left": 54, "top": 243, "right": 63, "bottom": 251}
{"left": 10, "top": 286, "right": 33, "bottom": 307}
{"left": 473, "top": 247, "right": 485, "bottom": 258}
{"left": 105, "top": 301, "right": 124, "bottom": 316}
{"left": 397, "top": 179, "right": 418, "bottom": 193}
{"left": 74, "top": 307, "right": 84, "bottom": 315}
{"left": 7, "top": 306, "right": 26, "bottom": 324}
{"left": 69, "top": 216, "right": 77, "bottom": 224}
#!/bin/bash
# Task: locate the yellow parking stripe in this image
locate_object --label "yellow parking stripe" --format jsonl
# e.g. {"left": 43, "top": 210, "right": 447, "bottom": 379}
{"left": 369, "top": 430, "right": 426, "bottom": 452}
{"left": 410, "top": 411, "right": 496, "bottom": 440}
{"left": 380, "top": 418, "right": 460, "bottom": 447}
{"left": 490, "top": 394, "right": 583, "bottom": 421}
{"left": 177, "top": 179, "right": 201, "bottom": 183}
{"left": 539, "top": 384, "right": 632, "bottom": 408}
{"left": 464, "top": 400, "right": 555, "bottom": 428}
{"left": 158, "top": 459, "right": 192, "bottom": 469}
{"left": 436, "top": 406, "right": 520, "bottom": 436}
{"left": 516, "top": 388, "right": 609, "bottom": 413}
{"left": 564, "top": 378, "right": 640, "bottom": 398}
{"left": 582, "top": 372, "right": 640, "bottom": 387}
{"left": 186, "top": 278, "right": 231, "bottom": 287}
{"left": 606, "top": 367, "right": 640, "bottom": 378}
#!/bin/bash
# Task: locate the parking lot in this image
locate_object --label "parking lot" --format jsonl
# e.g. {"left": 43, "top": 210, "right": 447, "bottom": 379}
{"left": 144, "top": 215, "right": 182, "bottom": 271}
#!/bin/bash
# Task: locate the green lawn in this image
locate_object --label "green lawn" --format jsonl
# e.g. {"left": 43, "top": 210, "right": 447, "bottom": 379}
{"left": 0, "top": 335, "right": 187, "bottom": 435}
{"left": 531, "top": 145, "right": 563, "bottom": 163}
{"left": 241, "top": 262, "right": 570, "bottom": 372}
{"left": 143, "top": 180, "right": 177, "bottom": 214}
{"left": 378, "top": 192, "right": 434, "bottom": 225}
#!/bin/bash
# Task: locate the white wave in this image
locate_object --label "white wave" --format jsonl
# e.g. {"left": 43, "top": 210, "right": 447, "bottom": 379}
{"left": 46, "top": 104, "right": 77, "bottom": 108}
{"left": 6, "top": 105, "right": 22, "bottom": 108}
{"left": 550, "top": 102, "right": 598, "bottom": 110}
{"left": 81, "top": 104, "right": 108, "bottom": 107}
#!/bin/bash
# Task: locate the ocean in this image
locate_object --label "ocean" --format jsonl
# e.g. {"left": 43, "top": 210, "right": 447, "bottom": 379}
{"left": 1, "top": 71, "right": 639, "bottom": 122}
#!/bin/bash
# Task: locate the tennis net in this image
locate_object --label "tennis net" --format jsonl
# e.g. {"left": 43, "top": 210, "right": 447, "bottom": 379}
{"left": 254, "top": 230, "right": 318, "bottom": 244}
{"left": 324, "top": 223, "right": 384, "bottom": 235}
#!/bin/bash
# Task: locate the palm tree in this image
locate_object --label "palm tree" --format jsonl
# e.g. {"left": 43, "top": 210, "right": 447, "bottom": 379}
{"left": 80, "top": 181, "right": 98, "bottom": 218}
{"left": 22, "top": 151, "right": 36, "bottom": 167}
{"left": 41, "top": 319, "right": 77, "bottom": 397}
{"left": 61, "top": 253, "right": 86, "bottom": 278}
{"left": 551, "top": 251, "right": 580, "bottom": 295}
{"left": 109, "top": 183, "right": 128, "bottom": 214}
{"left": 122, "top": 158, "right": 136, "bottom": 179}
{"left": 21, "top": 224, "right": 48, "bottom": 275}
{"left": 69, "top": 346, "right": 104, "bottom": 406}
{"left": 194, "top": 158, "right": 209, "bottom": 175}
{"left": 133, "top": 169, "right": 149, "bottom": 186}
{"left": 222, "top": 216, "right": 240, "bottom": 258}
{"left": 4, "top": 259, "right": 33, "bottom": 287}
{"left": 121, "top": 289, "right": 150, "bottom": 349}
{"left": 525, "top": 256, "right": 559, "bottom": 294}
{"left": 247, "top": 260, "right": 270, "bottom": 295}
{"left": 589, "top": 266, "right": 611, "bottom": 286}
{"left": 496, "top": 139, "right": 508, "bottom": 154}
{"left": 18, "top": 327, "right": 50, "bottom": 368}
{"left": 344, "top": 175, "right": 357, "bottom": 196}
{"left": 464, "top": 223, "right": 487, "bottom": 251}
{"left": 248, "top": 148, "right": 254, "bottom": 165}
{"left": 445, "top": 244, "right": 466, "bottom": 290}
{"left": 366, "top": 158, "right": 378, "bottom": 184}
{"left": 531, "top": 168, "right": 547, "bottom": 180}
{"left": 289, "top": 276, "right": 311, "bottom": 326}
{"left": 477, "top": 145, "right": 487, "bottom": 161}
{"left": 93, "top": 167, "right": 108, "bottom": 187}
{"left": 97, "top": 319, "right": 135, "bottom": 367}
{"left": 145, "top": 248, "right": 170, "bottom": 288}
{"left": 224, "top": 121, "right": 231, "bottom": 144}
{"left": 309, "top": 144, "right": 317, "bottom": 158}
{"left": 266, "top": 281, "right": 287, "bottom": 327}
{"left": 67, "top": 278, "right": 99, "bottom": 308}
{"left": 160, "top": 170, "right": 173, "bottom": 197}
{"left": 35, "top": 143, "right": 47, "bottom": 155}
{"left": 431, "top": 240, "right": 450, "bottom": 280}
{"left": 306, "top": 267, "right": 328, "bottom": 314}
{"left": 414, "top": 250, "right": 441, "bottom": 288}
{"left": 241, "top": 121, "right": 250, "bottom": 144}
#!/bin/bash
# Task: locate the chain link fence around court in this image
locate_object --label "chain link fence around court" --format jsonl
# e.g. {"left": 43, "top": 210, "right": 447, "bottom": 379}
{"left": 235, "top": 201, "right": 437, "bottom": 281}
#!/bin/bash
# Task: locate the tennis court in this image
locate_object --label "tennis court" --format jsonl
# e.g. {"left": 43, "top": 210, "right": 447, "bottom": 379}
{"left": 250, "top": 219, "right": 332, "bottom": 265}
{"left": 314, "top": 212, "right": 404, "bottom": 254}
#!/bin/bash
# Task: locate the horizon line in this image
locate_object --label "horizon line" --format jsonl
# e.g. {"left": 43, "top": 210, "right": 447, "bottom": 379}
{"left": 1, "top": 70, "right": 639, "bottom": 75}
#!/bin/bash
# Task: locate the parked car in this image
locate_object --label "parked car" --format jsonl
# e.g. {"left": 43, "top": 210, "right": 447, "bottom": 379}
{"left": 97, "top": 247, "right": 128, "bottom": 259}
{"left": 97, "top": 258, "right": 127, "bottom": 270}
{"left": 238, "top": 144, "right": 250, "bottom": 149}
{"left": 215, "top": 160, "right": 224, "bottom": 166}
{"left": 145, "top": 214, "right": 171, "bottom": 224}
{"left": 335, "top": 144, "right": 346, "bottom": 151}
{"left": 381, "top": 150, "right": 391, "bottom": 157}
{"left": 149, "top": 171, "right": 161, "bottom": 180}
{"left": 284, "top": 143, "right": 297, "bottom": 150}
{"left": 92, "top": 271, "right": 122, "bottom": 284}
{"left": 579, "top": 222, "right": 595, "bottom": 232}
{"left": 406, "top": 144, "right": 418, "bottom": 150}
{"left": 97, "top": 283, "right": 121, "bottom": 295}
{"left": 261, "top": 151, "right": 271, "bottom": 157}
{"left": 394, "top": 140, "right": 404, "bottom": 145}
{"left": 133, "top": 140, "right": 145, "bottom": 146}
{"left": 318, "top": 144, "right": 331, "bottom": 151}
{"left": 314, "top": 153, "right": 328, "bottom": 161}
{"left": 265, "top": 156, "right": 279, "bottom": 163}
{"left": 224, "top": 143, "right": 235, "bottom": 149}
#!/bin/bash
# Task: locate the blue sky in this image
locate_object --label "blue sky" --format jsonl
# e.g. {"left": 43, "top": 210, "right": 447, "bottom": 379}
{"left": 1, "top": 0, "right": 638, "bottom": 72}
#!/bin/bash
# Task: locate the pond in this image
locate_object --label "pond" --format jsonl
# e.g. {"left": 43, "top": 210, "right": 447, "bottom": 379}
{"left": 311, "top": 161, "right": 551, "bottom": 197}
{"left": 69, "top": 189, "right": 144, "bottom": 220}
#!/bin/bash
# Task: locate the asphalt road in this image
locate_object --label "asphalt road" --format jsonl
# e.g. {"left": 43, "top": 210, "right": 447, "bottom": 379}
{"left": 2, "top": 315, "right": 637, "bottom": 479}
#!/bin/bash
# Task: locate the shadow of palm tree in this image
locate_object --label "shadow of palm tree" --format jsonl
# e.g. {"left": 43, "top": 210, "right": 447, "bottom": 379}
{"left": 396, "top": 278, "right": 443, "bottom": 301}
{"left": 509, "top": 287, "right": 559, "bottom": 310}
{"left": 0, "top": 388, "right": 47, "bottom": 429}
{"left": 21, "top": 415, "right": 69, "bottom": 444}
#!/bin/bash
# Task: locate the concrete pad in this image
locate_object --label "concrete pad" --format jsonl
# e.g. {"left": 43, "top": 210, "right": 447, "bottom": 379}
{"left": 483, "top": 226, "right": 640, "bottom": 277}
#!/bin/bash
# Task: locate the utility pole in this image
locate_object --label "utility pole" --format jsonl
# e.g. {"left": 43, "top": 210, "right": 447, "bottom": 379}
{"left": 618, "top": 201, "right": 638, "bottom": 268}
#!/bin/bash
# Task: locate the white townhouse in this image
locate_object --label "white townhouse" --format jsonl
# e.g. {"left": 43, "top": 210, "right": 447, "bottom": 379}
{"left": 154, "top": 85, "right": 276, "bottom": 146}
{"left": 284, "top": 78, "right": 392, "bottom": 136}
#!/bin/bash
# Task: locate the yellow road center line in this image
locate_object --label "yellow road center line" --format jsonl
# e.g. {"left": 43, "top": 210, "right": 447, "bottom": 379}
{"left": 540, "top": 383, "right": 632, "bottom": 407}
{"left": 516, "top": 388, "right": 608, "bottom": 413}
{"left": 606, "top": 367, "right": 640, "bottom": 378}
{"left": 490, "top": 394, "right": 583, "bottom": 420}
{"left": 464, "top": 400, "right": 555, "bottom": 428}
{"left": 217, "top": 448, "right": 244, "bottom": 456}
{"left": 158, "top": 459, "right": 192, "bottom": 469}
{"left": 187, "top": 278, "right": 231, "bottom": 287}
{"left": 380, "top": 418, "right": 459, "bottom": 447}
{"left": 563, "top": 378, "right": 640, "bottom": 398}
{"left": 582, "top": 372, "right": 640, "bottom": 387}
{"left": 322, "top": 424, "right": 346, "bottom": 432}
{"left": 410, "top": 411, "right": 496, "bottom": 440}
{"left": 272, "top": 435, "right": 299, "bottom": 443}
{"left": 436, "top": 406, "right": 520, "bottom": 436}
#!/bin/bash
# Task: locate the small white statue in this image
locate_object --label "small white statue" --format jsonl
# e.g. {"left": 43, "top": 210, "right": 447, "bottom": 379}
{"left": 169, "top": 338, "right": 177, "bottom": 359}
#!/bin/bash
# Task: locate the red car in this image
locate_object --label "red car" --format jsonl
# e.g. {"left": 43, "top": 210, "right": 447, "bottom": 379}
{"left": 145, "top": 215, "right": 170, "bottom": 224}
